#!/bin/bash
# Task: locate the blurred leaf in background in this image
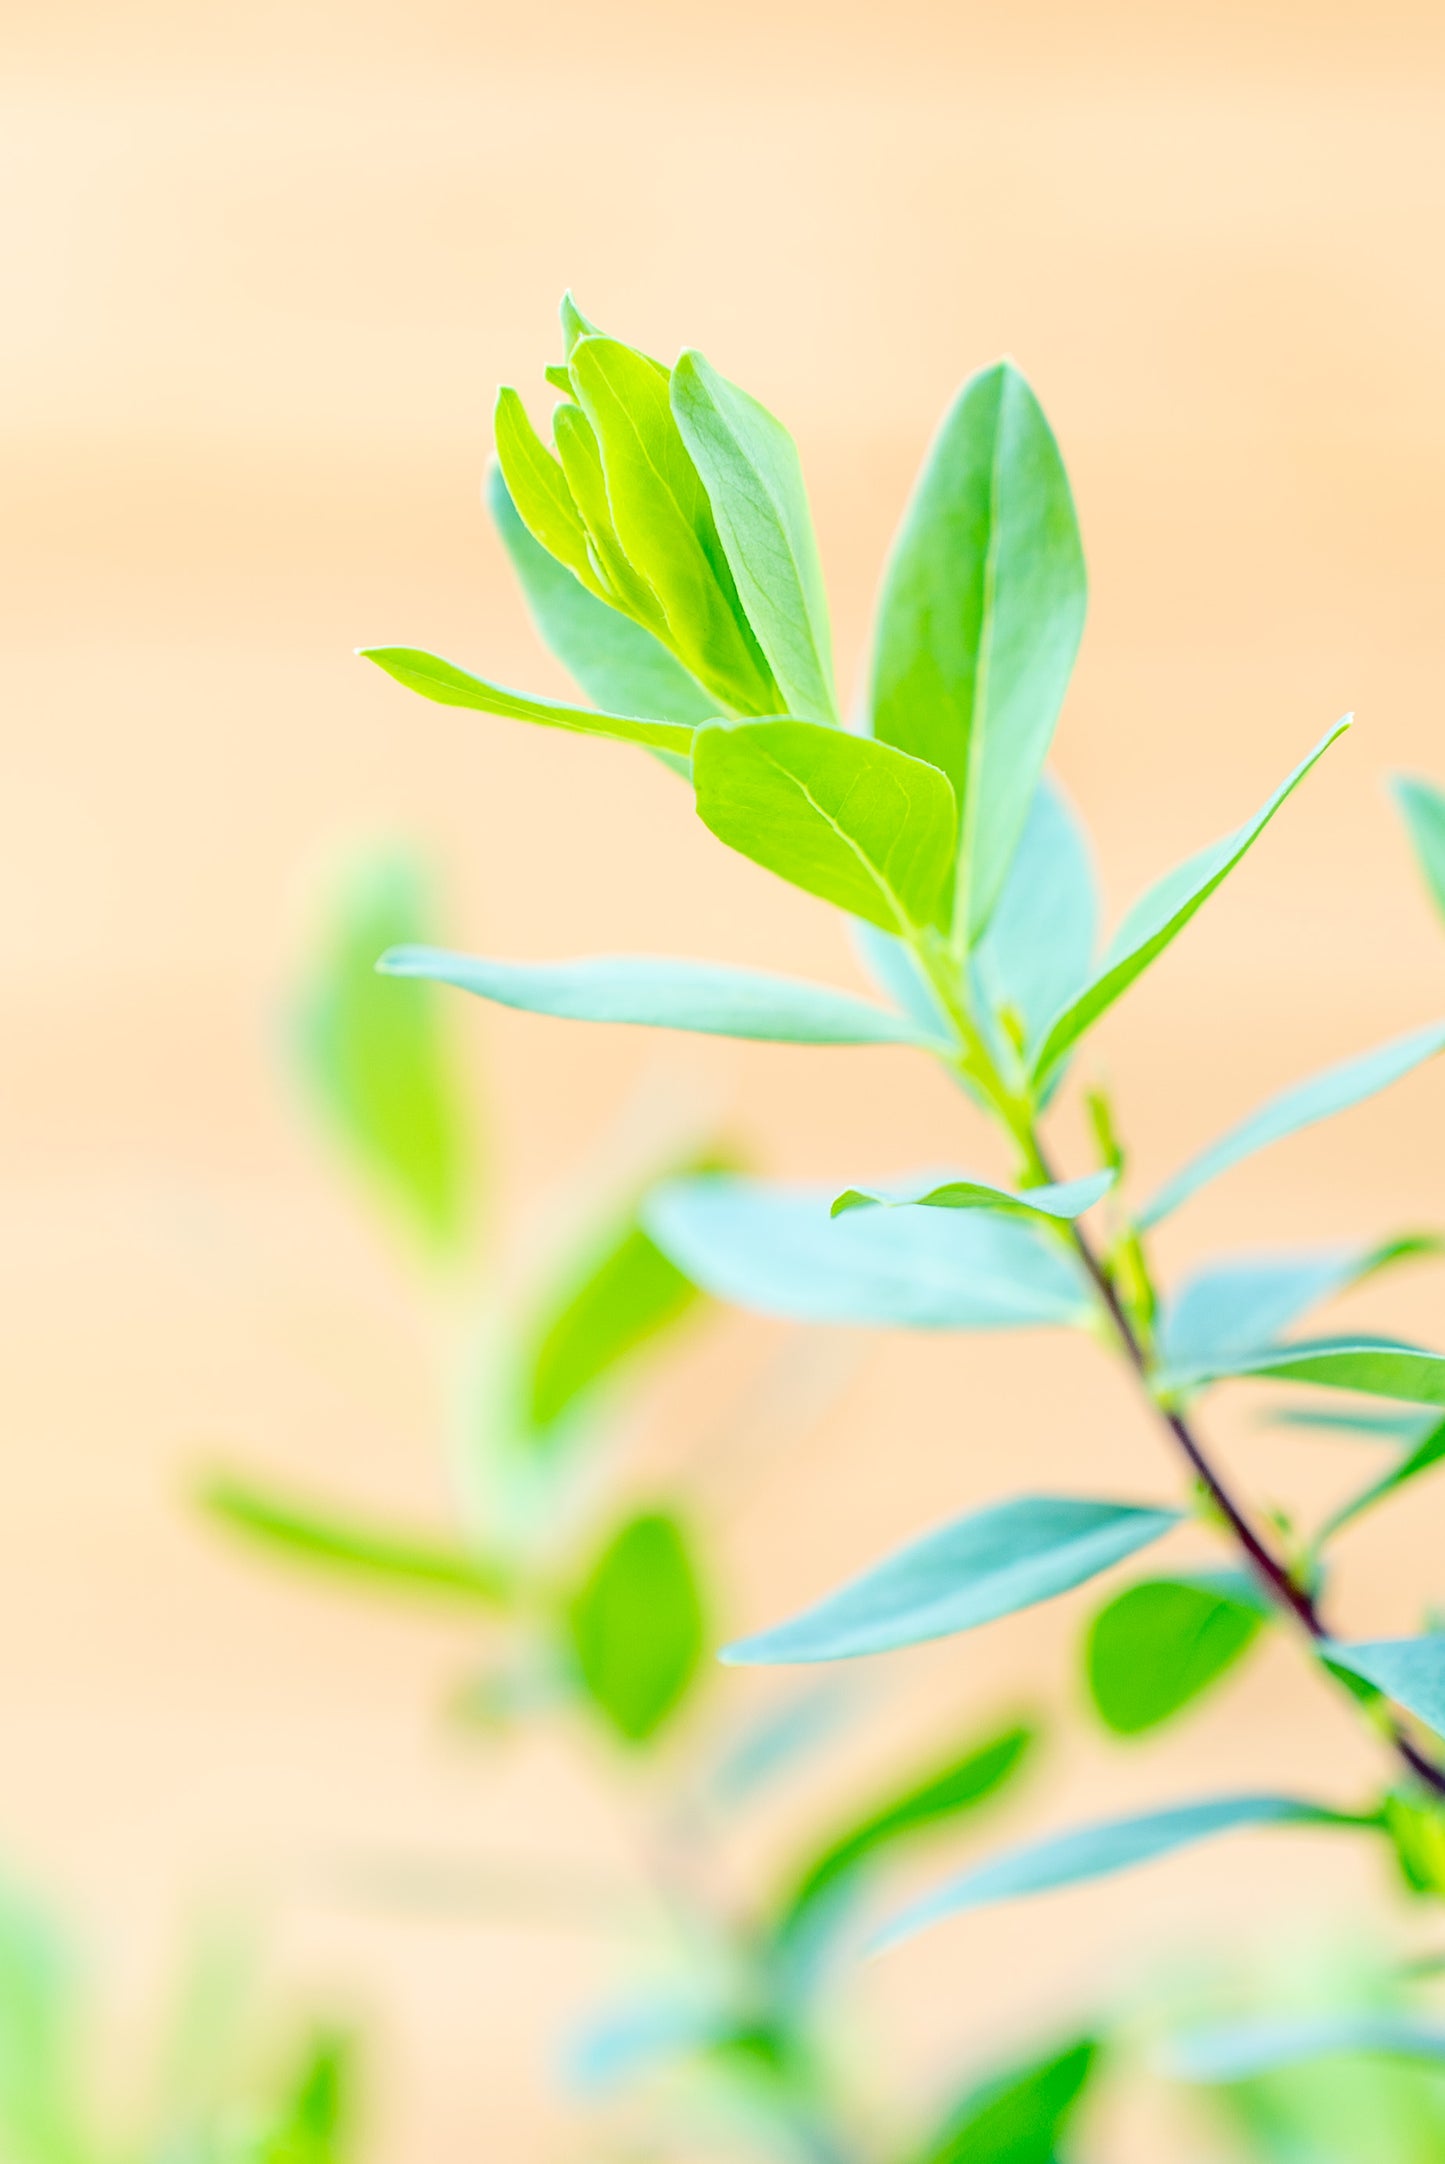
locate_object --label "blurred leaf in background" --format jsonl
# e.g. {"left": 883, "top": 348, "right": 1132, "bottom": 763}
{"left": 566, "top": 1510, "right": 707, "bottom": 1745}
{"left": 1083, "top": 1573, "right": 1269, "bottom": 1737}
{"left": 292, "top": 850, "right": 473, "bottom": 1255}
{"left": 910, "top": 2036, "right": 1100, "bottom": 2164}
{"left": 521, "top": 1155, "right": 721, "bottom": 1448}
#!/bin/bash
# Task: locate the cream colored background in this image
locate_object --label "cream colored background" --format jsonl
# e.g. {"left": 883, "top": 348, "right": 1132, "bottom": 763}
{"left": 7, "top": 1, "right": 1445, "bottom": 2154}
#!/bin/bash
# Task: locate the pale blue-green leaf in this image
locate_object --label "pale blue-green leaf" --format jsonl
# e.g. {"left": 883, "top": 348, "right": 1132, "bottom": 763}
{"left": 1188, "top": 1338, "right": 1445, "bottom": 1406}
{"left": 1319, "top": 1415, "right": 1445, "bottom": 1544}
{"left": 1394, "top": 774, "right": 1445, "bottom": 927}
{"left": 692, "top": 719, "right": 958, "bottom": 934}
{"left": 1159, "top": 1242, "right": 1434, "bottom": 1375}
{"left": 564, "top": 1998, "right": 728, "bottom": 2094}
{"left": 486, "top": 463, "right": 715, "bottom": 732}
{"left": 643, "top": 1176, "right": 1090, "bottom": 1330}
{"left": 973, "top": 773, "right": 1098, "bottom": 1055}
{"left": 1140, "top": 1022, "right": 1445, "bottom": 1229}
{"left": 722, "top": 1495, "right": 1180, "bottom": 1665}
{"left": 870, "top": 362, "right": 1087, "bottom": 942}
{"left": 671, "top": 350, "right": 838, "bottom": 726}
{"left": 1168, "top": 2012, "right": 1445, "bottom": 2085}
{"left": 1328, "top": 1636, "right": 1445, "bottom": 1738}
{"left": 359, "top": 647, "right": 697, "bottom": 755}
{"left": 1030, "top": 725, "right": 1349, "bottom": 1089}
{"left": 873, "top": 1795, "right": 1345, "bottom": 1951}
{"left": 851, "top": 922, "right": 954, "bottom": 1045}
{"left": 831, "top": 1168, "right": 1113, "bottom": 1224}
{"left": 1262, "top": 1405, "right": 1437, "bottom": 1442}
{"left": 377, "top": 949, "right": 940, "bottom": 1048}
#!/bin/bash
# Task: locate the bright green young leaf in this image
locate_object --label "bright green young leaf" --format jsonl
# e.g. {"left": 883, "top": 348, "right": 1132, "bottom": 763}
{"left": 487, "top": 463, "right": 715, "bottom": 734}
{"left": 871, "top": 362, "right": 1087, "bottom": 944}
{"left": 1030, "top": 725, "right": 1349, "bottom": 1090}
{"left": 567, "top": 335, "right": 779, "bottom": 714}
{"left": 379, "top": 947, "right": 943, "bottom": 1048}
{"left": 831, "top": 1168, "right": 1113, "bottom": 1224}
{"left": 671, "top": 350, "right": 838, "bottom": 725}
{"left": 552, "top": 400, "right": 669, "bottom": 630}
{"left": 1139, "top": 1022, "right": 1445, "bottom": 1229}
{"left": 773, "top": 1721, "right": 1036, "bottom": 1943}
{"left": 1394, "top": 774, "right": 1445, "bottom": 927}
{"left": 644, "top": 1176, "right": 1091, "bottom": 1330}
{"left": 1328, "top": 1637, "right": 1445, "bottom": 1740}
{"left": 359, "top": 646, "right": 698, "bottom": 755}
{"left": 1193, "top": 1338, "right": 1445, "bottom": 1407}
{"left": 692, "top": 719, "right": 958, "bottom": 933}
{"left": 566, "top": 1510, "right": 707, "bottom": 1745}
{"left": 1159, "top": 1243, "right": 1436, "bottom": 1375}
{"left": 201, "top": 1477, "right": 511, "bottom": 1605}
{"left": 1318, "top": 1415, "right": 1445, "bottom": 1544}
{"left": 722, "top": 1496, "right": 1180, "bottom": 1665}
{"left": 525, "top": 1200, "right": 704, "bottom": 1437}
{"left": 492, "top": 385, "right": 603, "bottom": 596}
{"left": 972, "top": 773, "right": 1098, "bottom": 1062}
{"left": 292, "top": 851, "right": 470, "bottom": 1251}
{"left": 1084, "top": 1572, "right": 1268, "bottom": 1736}
{"left": 1168, "top": 2011, "right": 1445, "bottom": 2085}
{"left": 913, "top": 2037, "right": 1101, "bottom": 2164}
{"left": 873, "top": 1795, "right": 1347, "bottom": 1951}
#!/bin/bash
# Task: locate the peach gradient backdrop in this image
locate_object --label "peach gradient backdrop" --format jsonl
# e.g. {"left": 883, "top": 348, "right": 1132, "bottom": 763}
{"left": 7, "top": 1, "right": 1445, "bottom": 2154}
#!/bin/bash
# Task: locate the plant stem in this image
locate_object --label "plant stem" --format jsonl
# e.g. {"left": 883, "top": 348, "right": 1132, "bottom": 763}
{"left": 1057, "top": 1159, "right": 1445, "bottom": 1804}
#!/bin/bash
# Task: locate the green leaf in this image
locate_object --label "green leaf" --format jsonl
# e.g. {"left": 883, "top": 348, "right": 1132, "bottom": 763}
{"left": 292, "top": 851, "right": 470, "bottom": 1251}
{"left": 379, "top": 947, "right": 943, "bottom": 1048}
{"left": 972, "top": 773, "right": 1098, "bottom": 1063}
{"left": 644, "top": 1176, "right": 1091, "bottom": 1330}
{"left": 552, "top": 400, "right": 670, "bottom": 629}
{"left": 1190, "top": 1338, "right": 1445, "bottom": 1406}
{"left": 1318, "top": 1415, "right": 1445, "bottom": 1544}
{"left": 567, "top": 335, "right": 779, "bottom": 714}
{"left": 486, "top": 463, "right": 715, "bottom": 732}
{"left": 722, "top": 1495, "right": 1180, "bottom": 1665}
{"left": 566, "top": 1510, "right": 707, "bottom": 1745}
{"left": 492, "top": 385, "right": 602, "bottom": 595}
{"left": 774, "top": 1721, "right": 1035, "bottom": 1944}
{"left": 1328, "top": 1637, "right": 1445, "bottom": 1739}
{"left": 1084, "top": 1572, "right": 1268, "bottom": 1736}
{"left": 1029, "top": 725, "right": 1349, "bottom": 1090}
{"left": 260, "top": 2031, "right": 355, "bottom": 2164}
{"left": 871, "top": 362, "right": 1087, "bottom": 944}
{"left": 525, "top": 1205, "right": 703, "bottom": 1437}
{"left": 1159, "top": 1242, "right": 1436, "bottom": 1375}
{"left": 1394, "top": 773, "right": 1445, "bottom": 927}
{"left": 359, "top": 646, "right": 697, "bottom": 754}
{"left": 831, "top": 1168, "right": 1113, "bottom": 1224}
{"left": 0, "top": 1882, "right": 88, "bottom": 2164}
{"left": 1140, "top": 1022, "right": 1445, "bottom": 1229}
{"left": 1169, "top": 2012, "right": 1445, "bottom": 2084}
{"left": 692, "top": 719, "right": 958, "bottom": 933}
{"left": 201, "top": 1477, "right": 511, "bottom": 1605}
{"left": 1261, "top": 1405, "right": 1437, "bottom": 1442}
{"left": 913, "top": 2037, "right": 1100, "bottom": 2164}
{"left": 670, "top": 350, "right": 838, "bottom": 725}
{"left": 873, "top": 1795, "right": 1348, "bottom": 1951}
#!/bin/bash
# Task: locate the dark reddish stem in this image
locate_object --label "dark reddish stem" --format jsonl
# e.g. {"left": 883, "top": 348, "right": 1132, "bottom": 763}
{"left": 1065, "top": 1197, "right": 1445, "bottom": 1803}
